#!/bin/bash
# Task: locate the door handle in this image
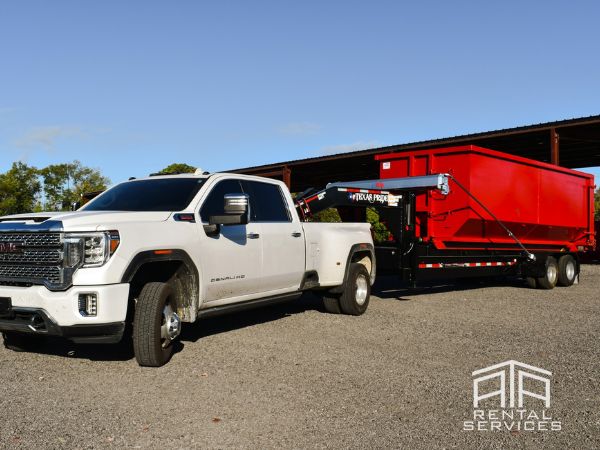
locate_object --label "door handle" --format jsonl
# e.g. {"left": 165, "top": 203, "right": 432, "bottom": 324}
{"left": 291, "top": 232, "right": 302, "bottom": 237}
{"left": 247, "top": 232, "right": 260, "bottom": 239}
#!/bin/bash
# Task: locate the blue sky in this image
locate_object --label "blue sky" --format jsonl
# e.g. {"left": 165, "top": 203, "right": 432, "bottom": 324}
{"left": 1, "top": 0, "right": 599, "bottom": 184}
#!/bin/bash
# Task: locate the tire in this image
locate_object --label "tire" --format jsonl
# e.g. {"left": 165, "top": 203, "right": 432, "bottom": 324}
{"left": 525, "top": 277, "right": 538, "bottom": 289}
{"left": 322, "top": 295, "right": 342, "bottom": 314}
{"left": 133, "top": 282, "right": 181, "bottom": 367}
{"left": 536, "top": 256, "right": 558, "bottom": 290}
{"left": 557, "top": 254, "right": 577, "bottom": 287}
{"left": 2, "top": 332, "right": 41, "bottom": 352}
{"left": 339, "top": 263, "right": 371, "bottom": 316}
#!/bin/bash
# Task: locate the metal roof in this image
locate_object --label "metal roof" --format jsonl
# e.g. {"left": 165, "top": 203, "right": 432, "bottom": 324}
{"left": 235, "top": 114, "right": 600, "bottom": 171}
{"left": 232, "top": 114, "right": 600, "bottom": 192}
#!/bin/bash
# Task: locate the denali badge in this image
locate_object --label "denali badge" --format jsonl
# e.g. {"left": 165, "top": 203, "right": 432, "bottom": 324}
{"left": 0, "top": 243, "right": 22, "bottom": 254}
{"left": 211, "top": 274, "right": 246, "bottom": 282}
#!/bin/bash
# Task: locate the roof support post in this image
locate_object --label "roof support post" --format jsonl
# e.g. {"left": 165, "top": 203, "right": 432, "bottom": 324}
{"left": 282, "top": 165, "right": 291, "bottom": 189}
{"left": 550, "top": 128, "right": 560, "bottom": 165}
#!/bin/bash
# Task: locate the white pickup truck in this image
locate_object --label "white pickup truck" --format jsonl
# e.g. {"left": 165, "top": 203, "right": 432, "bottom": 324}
{"left": 0, "top": 172, "right": 375, "bottom": 366}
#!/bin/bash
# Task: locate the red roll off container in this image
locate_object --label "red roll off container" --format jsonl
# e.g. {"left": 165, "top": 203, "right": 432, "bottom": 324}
{"left": 376, "top": 145, "right": 595, "bottom": 253}
{"left": 368, "top": 145, "right": 595, "bottom": 288}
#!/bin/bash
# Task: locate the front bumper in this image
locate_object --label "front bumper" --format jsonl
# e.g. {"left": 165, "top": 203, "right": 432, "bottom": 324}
{"left": 0, "top": 283, "right": 129, "bottom": 343}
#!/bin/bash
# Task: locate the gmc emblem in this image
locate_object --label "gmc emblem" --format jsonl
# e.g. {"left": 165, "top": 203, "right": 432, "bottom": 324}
{"left": 0, "top": 243, "right": 22, "bottom": 254}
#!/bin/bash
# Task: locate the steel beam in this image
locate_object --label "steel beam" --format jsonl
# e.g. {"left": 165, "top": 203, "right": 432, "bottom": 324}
{"left": 550, "top": 128, "right": 560, "bottom": 165}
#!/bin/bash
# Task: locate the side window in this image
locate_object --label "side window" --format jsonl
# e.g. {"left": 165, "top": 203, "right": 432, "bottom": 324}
{"left": 241, "top": 180, "right": 291, "bottom": 222}
{"left": 199, "top": 179, "right": 243, "bottom": 222}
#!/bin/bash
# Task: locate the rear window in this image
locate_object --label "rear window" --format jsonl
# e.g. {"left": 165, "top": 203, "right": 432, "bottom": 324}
{"left": 241, "top": 180, "right": 290, "bottom": 222}
{"left": 83, "top": 178, "right": 205, "bottom": 212}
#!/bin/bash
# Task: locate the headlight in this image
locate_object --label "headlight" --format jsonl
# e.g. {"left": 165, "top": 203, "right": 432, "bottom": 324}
{"left": 64, "top": 231, "right": 120, "bottom": 268}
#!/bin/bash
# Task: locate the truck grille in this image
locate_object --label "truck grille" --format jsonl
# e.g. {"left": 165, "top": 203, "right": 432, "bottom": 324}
{"left": 0, "top": 232, "right": 65, "bottom": 289}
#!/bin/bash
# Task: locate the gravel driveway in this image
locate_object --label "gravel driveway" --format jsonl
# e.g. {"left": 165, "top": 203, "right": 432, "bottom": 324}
{"left": 1, "top": 266, "right": 599, "bottom": 449}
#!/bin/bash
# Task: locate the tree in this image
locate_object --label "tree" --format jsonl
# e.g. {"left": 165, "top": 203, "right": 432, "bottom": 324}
{"left": 159, "top": 163, "right": 197, "bottom": 174}
{"left": 39, "top": 161, "right": 110, "bottom": 211}
{"left": 366, "top": 207, "right": 392, "bottom": 243}
{"left": 309, "top": 208, "right": 341, "bottom": 223}
{"left": 595, "top": 188, "right": 600, "bottom": 220}
{"left": 0, "top": 162, "right": 41, "bottom": 215}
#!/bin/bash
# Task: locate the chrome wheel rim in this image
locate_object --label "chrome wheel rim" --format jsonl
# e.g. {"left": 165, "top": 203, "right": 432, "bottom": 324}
{"left": 547, "top": 264, "right": 558, "bottom": 284}
{"left": 161, "top": 303, "right": 181, "bottom": 348}
{"left": 565, "top": 261, "right": 575, "bottom": 280}
{"left": 355, "top": 275, "right": 368, "bottom": 305}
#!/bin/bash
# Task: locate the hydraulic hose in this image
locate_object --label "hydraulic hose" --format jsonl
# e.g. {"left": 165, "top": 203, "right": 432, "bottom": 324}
{"left": 446, "top": 174, "right": 536, "bottom": 261}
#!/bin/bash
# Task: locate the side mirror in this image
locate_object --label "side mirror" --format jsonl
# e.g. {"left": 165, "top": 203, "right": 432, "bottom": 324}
{"left": 208, "top": 193, "right": 249, "bottom": 226}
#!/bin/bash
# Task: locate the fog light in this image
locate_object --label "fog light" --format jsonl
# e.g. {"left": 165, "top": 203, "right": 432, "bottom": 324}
{"left": 78, "top": 293, "right": 98, "bottom": 317}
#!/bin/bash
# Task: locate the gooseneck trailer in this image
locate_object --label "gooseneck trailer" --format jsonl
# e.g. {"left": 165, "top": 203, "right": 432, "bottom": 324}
{"left": 296, "top": 145, "right": 595, "bottom": 289}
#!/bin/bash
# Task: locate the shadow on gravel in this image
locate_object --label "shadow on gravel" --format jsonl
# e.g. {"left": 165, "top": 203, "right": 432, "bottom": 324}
{"left": 6, "top": 335, "right": 136, "bottom": 362}
{"left": 5, "top": 276, "right": 529, "bottom": 362}
{"left": 180, "top": 292, "right": 324, "bottom": 343}
{"left": 3, "top": 294, "right": 326, "bottom": 363}
{"left": 373, "top": 275, "right": 527, "bottom": 300}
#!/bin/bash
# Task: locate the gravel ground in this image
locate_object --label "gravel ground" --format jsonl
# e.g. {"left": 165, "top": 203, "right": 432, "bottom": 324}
{"left": 1, "top": 266, "right": 599, "bottom": 449}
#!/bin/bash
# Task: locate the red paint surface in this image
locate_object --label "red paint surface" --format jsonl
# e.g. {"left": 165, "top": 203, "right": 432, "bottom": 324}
{"left": 376, "top": 145, "right": 595, "bottom": 252}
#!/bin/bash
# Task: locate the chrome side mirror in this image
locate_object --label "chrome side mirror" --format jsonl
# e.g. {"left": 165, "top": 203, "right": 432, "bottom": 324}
{"left": 208, "top": 193, "right": 249, "bottom": 226}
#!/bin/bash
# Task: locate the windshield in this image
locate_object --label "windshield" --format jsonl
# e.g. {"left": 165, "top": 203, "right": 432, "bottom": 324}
{"left": 83, "top": 178, "right": 206, "bottom": 212}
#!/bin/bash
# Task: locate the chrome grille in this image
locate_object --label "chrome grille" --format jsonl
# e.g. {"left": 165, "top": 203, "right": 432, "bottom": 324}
{"left": 0, "top": 232, "right": 61, "bottom": 247}
{"left": 0, "top": 232, "right": 65, "bottom": 289}
{"left": 0, "top": 265, "right": 61, "bottom": 284}
{"left": 0, "top": 249, "right": 62, "bottom": 264}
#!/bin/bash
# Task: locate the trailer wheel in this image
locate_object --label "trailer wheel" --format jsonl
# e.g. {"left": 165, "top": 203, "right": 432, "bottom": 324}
{"left": 322, "top": 295, "right": 342, "bottom": 314}
{"left": 339, "top": 263, "right": 371, "bottom": 315}
{"left": 133, "top": 282, "right": 181, "bottom": 367}
{"left": 536, "top": 256, "right": 558, "bottom": 290}
{"left": 557, "top": 255, "right": 577, "bottom": 287}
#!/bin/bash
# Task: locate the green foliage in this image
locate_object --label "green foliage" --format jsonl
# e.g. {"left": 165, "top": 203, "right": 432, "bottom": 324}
{"left": 366, "top": 207, "right": 391, "bottom": 244}
{"left": 0, "top": 161, "right": 109, "bottom": 215}
{"left": 0, "top": 162, "right": 41, "bottom": 215}
{"left": 305, "top": 206, "right": 391, "bottom": 244}
{"left": 309, "top": 208, "right": 341, "bottom": 223}
{"left": 39, "top": 161, "right": 109, "bottom": 211}
{"left": 159, "top": 163, "right": 197, "bottom": 174}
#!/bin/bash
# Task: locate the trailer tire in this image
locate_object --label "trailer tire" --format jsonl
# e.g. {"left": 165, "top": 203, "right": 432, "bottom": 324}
{"left": 536, "top": 256, "right": 558, "bottom": 290}
{"left": 339, "top": 263, "right": 371, "bottom": 316}
{"left": 322, "top": 295, "right": 342, "bottom": 314}
{"left": 133, "top": 282, "right": 181, "bottom": 367}
{"left": 525, "top": 277, "right": 538, "bottom": 289}
{"left": 2, "top": 332, "right": 41, "bottom": 352}
{"left": 557, "top": 254, "right": 577, "bottom": 287}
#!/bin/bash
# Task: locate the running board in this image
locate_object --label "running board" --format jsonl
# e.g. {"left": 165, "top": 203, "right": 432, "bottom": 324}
{"left": 327, "top": 174, "right": 450, "bottom": 195}
{"left": 197, "top": 292, "right": 302, "bottom": 319}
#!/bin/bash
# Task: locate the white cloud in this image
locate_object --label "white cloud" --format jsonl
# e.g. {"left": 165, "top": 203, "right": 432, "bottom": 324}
{"left": 319, "top": 140, "right": 383, "bottom": 155}
{"left": 278, "top": 122, "right": 322, "bottom": 136}
{"left": 14, "top": 125, "right": 86, "bottom": 151}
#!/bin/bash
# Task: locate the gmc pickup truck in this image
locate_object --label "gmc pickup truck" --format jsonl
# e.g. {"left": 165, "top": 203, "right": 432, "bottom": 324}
{"left": 0, "top": 172, "right": 375, "bottom": 366}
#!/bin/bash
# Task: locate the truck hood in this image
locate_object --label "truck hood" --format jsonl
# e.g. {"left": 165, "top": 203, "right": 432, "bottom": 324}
{"left": 0, "top": 211, "right": 172, "bottom": 231}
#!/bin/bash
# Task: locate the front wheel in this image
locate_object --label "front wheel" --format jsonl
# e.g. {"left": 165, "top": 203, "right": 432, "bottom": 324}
{"left": 133, "top": 282, "right": 181, "bottom": 367}
{"left": 339, "top": 263, "right": 371, "bottom": 315}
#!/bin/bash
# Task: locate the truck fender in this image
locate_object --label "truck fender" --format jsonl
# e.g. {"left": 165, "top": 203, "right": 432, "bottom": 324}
{"left": 328, "top": 243, "right": 376, "bottom": 295}
{"left": 121, "top": 249, "right": 200, "bottom": 323}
